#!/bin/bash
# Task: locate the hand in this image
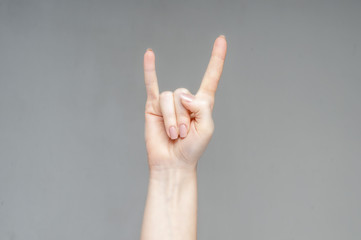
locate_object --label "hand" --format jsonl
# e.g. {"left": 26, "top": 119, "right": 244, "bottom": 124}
{"left": 143, "top": 35, "right": 227, "bottom": 172}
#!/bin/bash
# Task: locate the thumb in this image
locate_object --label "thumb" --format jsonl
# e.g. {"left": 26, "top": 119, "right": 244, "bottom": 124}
{"left": 180, "top": 93, "right": 214, "bottom": 136}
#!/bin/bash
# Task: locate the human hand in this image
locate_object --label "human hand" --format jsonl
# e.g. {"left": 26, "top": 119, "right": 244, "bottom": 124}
{"left": 143, "top": 35, "right": 227, "bottom": 172}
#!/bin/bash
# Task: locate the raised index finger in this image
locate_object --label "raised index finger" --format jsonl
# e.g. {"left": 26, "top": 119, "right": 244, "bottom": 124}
{"left": 197, "top": 35, "right": 227, "bottom": 98}
{"left": 144, "top": 48, "right": 159, "bottom": 102}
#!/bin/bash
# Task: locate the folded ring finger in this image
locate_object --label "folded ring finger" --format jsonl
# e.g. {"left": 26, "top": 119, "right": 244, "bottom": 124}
{"left": 174, "top": 88, "right": 192, "bottom": 138}
{"left": 159, "top": 91, "right": 178, "bottom": 140}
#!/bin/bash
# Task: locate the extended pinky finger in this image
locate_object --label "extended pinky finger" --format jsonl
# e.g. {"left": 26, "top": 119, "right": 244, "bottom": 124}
{"left": 144, "top": 49, "right": 159, "bottom": 102}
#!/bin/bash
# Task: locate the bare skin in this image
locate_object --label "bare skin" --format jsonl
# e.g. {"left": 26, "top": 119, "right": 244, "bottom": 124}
{"left": 140, "top": 35, "right": 227, "bottom": 240}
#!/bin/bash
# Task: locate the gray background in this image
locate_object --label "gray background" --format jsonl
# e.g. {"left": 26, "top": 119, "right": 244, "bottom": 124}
{"left": 1, "top": 0, "right": 360, "bottom": 239}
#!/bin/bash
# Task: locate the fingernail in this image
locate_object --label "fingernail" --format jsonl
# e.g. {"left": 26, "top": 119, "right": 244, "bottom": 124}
{"left": 169, "top": 126, "right": 178, "bottom": 139}
{"left": 219, "top": 34, "right": 226, "bottom": 39}
{"left": 180, "top": 93, "right": 194, "bottom": 102}
{"left": 179, "top": 124, "right": 187, "bottom": 138}
{"left": 146, "top": 48, "right": 153, "bottom": 52}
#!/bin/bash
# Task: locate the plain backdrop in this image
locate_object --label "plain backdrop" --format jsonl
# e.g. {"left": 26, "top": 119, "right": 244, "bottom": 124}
{"left": 1, "top": 0, "right": 361, "bottom": 239}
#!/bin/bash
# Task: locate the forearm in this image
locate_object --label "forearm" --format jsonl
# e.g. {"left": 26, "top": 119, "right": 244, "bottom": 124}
{"left": 140, "top": 168, "right": 198, "bottom": 240}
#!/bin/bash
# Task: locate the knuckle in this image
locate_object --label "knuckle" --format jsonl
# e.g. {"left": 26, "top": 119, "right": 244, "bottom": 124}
{"left": 174, "top": 87, "right": 189, "bottom": 95}
{"left": 207, "top": 97, "right": 215, "bottom": 108}
{"left": 198, "top": 98, "right": 213, "bottom": 110}
{"left": 210, "top": 100, "right": 215, "bottom": 110}
{"left": 178, "top": 116, "right": 190, "bottom": 124}
{"left": 160, "top": 91, "right": 173, "bottom": 99}
{"left": 165, "top": 117, "right": 177, "bottom": 125}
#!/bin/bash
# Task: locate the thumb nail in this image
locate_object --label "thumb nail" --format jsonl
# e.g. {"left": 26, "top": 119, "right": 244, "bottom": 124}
{"left": 180, "top": 93, "right": 195, "bottom": 102}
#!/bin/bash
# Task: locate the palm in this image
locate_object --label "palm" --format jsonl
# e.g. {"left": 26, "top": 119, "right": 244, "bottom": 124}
{"left": 143, "top": 36, "right": 227, "bottom": 170}
{"left": 144, "top": 97, "right": 206, "bottom": 169}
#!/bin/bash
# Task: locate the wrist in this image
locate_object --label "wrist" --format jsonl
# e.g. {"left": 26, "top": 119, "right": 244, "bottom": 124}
{"left": 148, "top": 156, "right": 198, "bottom": 174}
{"left": 142, "top": 164, "right": 198, "bottom": 240}
{"left": 149, "top": 167, "right": 197, "bottom": 183}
